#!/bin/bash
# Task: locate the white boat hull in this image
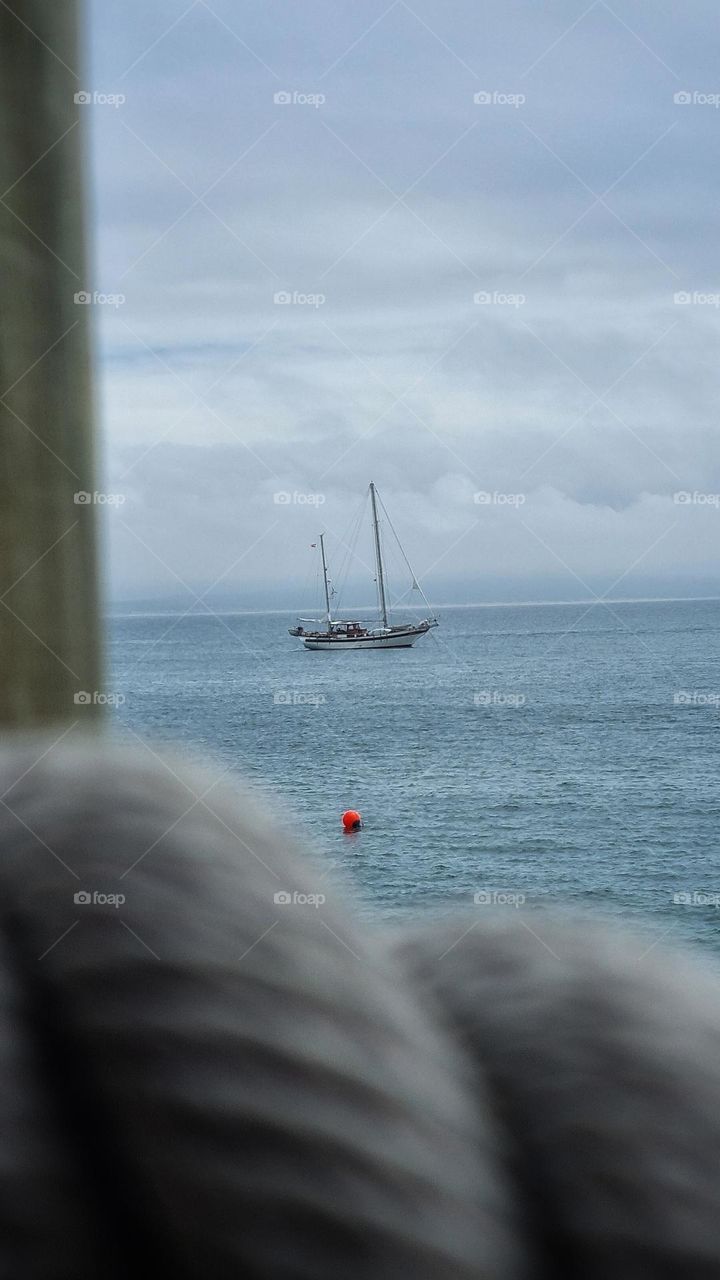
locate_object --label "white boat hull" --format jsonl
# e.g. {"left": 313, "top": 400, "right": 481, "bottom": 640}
{"left": 303, "top": 626, "right": 431, "bottom": 651}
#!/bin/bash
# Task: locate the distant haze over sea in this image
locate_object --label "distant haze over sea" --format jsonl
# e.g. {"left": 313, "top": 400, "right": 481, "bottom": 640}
{"left": 108, "top": 576, "right": 720, "bottom": 616}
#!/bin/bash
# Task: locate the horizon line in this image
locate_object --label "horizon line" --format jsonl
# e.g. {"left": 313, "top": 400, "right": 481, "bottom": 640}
{"left": 108, "top": 593, "right": 720, "bottom": 619}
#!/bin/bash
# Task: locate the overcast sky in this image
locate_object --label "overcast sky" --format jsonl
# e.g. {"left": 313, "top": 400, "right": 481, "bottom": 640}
{"left": 87, "top": 0, "right": 720, "bottom": 608}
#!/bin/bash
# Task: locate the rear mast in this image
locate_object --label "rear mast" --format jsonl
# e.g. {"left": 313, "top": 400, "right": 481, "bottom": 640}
{"left": 319, "top": 533, "right": 332, "bottom": 626}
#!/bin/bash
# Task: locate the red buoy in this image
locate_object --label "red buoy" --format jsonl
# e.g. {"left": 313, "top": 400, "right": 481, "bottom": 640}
{"left": 342, "top": 809, "right": 362, "bottom": 832}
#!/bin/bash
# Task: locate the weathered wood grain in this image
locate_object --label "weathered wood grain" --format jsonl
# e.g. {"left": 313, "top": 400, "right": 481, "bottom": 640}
{"left": 0, "top": 0, "right": 101, "bottom": 726}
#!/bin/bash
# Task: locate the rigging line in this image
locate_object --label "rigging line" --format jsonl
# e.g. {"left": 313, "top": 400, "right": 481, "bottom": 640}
{"left": 375, "top": 488, "right": 419, "bottom": 585}
{"left": 335, "top": 488, "right": 368, "bottom": 568}
{"left": 332, "top": 501, "right": 360, "bottom": 596}
{"left": 375, "top": 489, "right": 436, "bottom": 615}
{"left": 391, "top": 579, "right": 436, "bottom": 617}
{"left": 338, "top": 501, "right": 365, "bottom": 610}
{"left": 330, "top": 489, "right": 369, "bottom": 614}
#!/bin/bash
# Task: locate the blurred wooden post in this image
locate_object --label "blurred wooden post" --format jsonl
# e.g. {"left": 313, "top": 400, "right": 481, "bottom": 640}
{"left": 0, "top": 0, "right": 102, "bottom": 726}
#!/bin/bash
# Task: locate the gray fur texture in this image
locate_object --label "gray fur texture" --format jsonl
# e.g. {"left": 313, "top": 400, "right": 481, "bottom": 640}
{"left": 0, "top": 740, "right": 520, "bottom": 1279}
{"left": 0, "top": 738, "right": 716, "bottom": 1277}
{"left": 395, "top": 920, "right": 720, "bottom": 1279}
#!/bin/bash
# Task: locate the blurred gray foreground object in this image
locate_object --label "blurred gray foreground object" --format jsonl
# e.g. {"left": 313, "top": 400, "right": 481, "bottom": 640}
{"left": 0, "top": 740, "right": 719, "bottom": 1278}
{"left": 0, "top": 741, "right": 522, "bottom": 1279}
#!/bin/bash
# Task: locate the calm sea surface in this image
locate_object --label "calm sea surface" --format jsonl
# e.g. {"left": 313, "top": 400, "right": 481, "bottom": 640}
{"left": 110, "top": 600, "right": 720, "bottom": 952}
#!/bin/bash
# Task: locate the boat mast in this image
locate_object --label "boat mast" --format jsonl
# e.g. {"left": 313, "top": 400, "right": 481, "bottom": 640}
{"left": 319, "top": 533, "right": 332, "bottom": 625}
{"left": 369, "top": 482, "right": 389, "bottom": 628}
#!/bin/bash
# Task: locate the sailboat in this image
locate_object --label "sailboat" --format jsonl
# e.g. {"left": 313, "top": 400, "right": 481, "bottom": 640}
{"left": 289, "top": 483, "right": 438, "bottom": 650}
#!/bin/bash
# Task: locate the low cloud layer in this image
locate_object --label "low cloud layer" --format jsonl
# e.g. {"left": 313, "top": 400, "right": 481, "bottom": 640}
{"left": 88, "top": 0, "right": 720, "bottom": 605}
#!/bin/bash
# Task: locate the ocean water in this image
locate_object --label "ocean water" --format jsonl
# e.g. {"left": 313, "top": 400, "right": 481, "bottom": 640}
{"left": 110, "top": 600, "right": 720, "bottom": 952}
